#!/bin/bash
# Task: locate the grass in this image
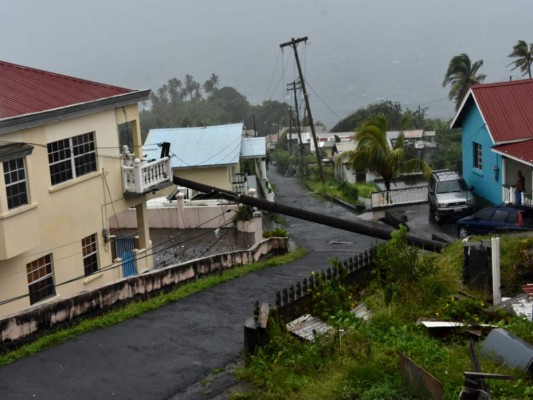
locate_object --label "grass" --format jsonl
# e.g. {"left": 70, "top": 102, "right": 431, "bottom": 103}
{"left": 234, "top": 229, "right": 533, "bottom": 399}
{"left": 0, "top": 247, "right": 309, "bottom": 367}
{"left": 306, "top": 180, "right": 375, "bottom": 207}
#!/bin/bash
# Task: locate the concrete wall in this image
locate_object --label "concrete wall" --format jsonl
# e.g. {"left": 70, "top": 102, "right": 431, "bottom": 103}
{"left": 0, "top": 237, "right": 287, "bottom": 346}
{"left": 110, "top": 197, "right": 239, "bottom": 229}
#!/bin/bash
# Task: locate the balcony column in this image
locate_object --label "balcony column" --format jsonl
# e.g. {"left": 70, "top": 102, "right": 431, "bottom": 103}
{"left": 135, "top": 202, "right": 150, "bottom": 250}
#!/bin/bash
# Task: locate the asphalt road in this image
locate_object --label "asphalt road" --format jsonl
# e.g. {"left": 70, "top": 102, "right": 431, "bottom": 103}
{"left": 0, "top": 168, "right": 383, "bottom": 400}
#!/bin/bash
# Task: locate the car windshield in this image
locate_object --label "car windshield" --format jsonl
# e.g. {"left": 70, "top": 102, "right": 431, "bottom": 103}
{"left": 436, "top": 179, "right": 468, "bottom": 194}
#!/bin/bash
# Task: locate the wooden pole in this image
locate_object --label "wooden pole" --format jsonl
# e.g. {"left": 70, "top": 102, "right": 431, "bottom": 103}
{"left": 281, "top": 37, "right": 325, "bottom": 185}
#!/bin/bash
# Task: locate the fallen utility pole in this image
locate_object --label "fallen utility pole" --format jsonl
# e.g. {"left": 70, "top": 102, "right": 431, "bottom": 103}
{"left": 172, "top": 176, "right": 446, "bottom": 252}
{"left": 280, "top": 37, "right": 325, "bottom": 185}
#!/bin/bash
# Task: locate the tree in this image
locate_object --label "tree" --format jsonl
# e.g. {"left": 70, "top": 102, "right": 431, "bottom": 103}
{"left": 508, "top": 40, "right": 533, "bottom": 79}
{"left": 331, "top": 100, "right": 405, "bottom": 133}
{"left": 442, "top": 53, "right": 486, "bottom": 111}
{"left": 338, "top": 115, "right": 431, "bottom": 191}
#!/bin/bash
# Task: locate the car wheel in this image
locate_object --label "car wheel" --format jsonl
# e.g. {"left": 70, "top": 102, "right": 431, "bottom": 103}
{"left": 434, "top": 211, "right": 442, "bottom": 223}
{"left": 458, "top": 226, "right": 469, "bottom": 239}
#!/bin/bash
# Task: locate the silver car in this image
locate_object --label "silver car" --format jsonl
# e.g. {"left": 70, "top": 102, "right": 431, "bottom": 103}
{"left": 428, "top": 170, "right": 476, "bottom": 223}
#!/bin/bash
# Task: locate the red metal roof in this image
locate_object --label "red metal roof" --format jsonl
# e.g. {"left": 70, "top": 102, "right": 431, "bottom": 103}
{"left": 470, "top": 79, "right": 533, "bottom": 143}
{"left": 492, "top": 139, "right": 533, "bottom": 166}
{"left": 0, "top": 61, "right": 134, "bottom": 120}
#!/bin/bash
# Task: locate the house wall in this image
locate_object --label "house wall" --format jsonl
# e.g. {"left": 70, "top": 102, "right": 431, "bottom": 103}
{"left": 461, "top": 105, "right": 502, "bottom": 205}
{"left": 173, "top": 166, "right": 234, "bottom": 191}
{"left": 0, "top": 104, "right": 151, "bottom": 318}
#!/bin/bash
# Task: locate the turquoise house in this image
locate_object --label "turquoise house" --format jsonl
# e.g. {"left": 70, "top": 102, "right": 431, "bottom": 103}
{"left": 451, "top": 79, "right": 533, "bottom": 206}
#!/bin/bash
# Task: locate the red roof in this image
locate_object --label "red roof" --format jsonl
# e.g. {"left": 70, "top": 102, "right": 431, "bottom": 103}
{"left": 0, "top": 61, "right": 135, "bottom": 120}
{"left": 492, "top": 139, "right": 533, "bottom": 166}
{"left": 469, "top": 79, "right": 533, "bottom": 142}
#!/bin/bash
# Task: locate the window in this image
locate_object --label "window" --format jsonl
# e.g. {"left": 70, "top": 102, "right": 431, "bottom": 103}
{"left": 47, "top": 132, "right": 97, "bottom": 185}
{"left": 26, "top": 254, "right": 55, "bottom": 304}
{"left": 82, "top": 234, "right": 99, "bottom": 276}
{"left": 3, "top": 157, "right": 28, "bottom": 209}
{"left": 473, "top": 142, "right": 483, "bottom": 170}
{"left": 118, "top": 121, "right": 134, "bottom": 152}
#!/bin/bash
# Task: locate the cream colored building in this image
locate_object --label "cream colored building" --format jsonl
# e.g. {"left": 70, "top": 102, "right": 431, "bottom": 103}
{"left": 0, "top": 61, "right": 171, "bottom": 317}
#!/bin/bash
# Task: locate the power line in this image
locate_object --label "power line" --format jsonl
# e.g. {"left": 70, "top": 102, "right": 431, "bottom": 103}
{"left": 0, "top": 207, "right": 241, "bottom": 307}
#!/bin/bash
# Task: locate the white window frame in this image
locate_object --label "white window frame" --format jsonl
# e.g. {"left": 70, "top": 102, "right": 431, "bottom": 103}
{"left": 473, "top": 142, "right": 483, "bottom": 170}
{"left": 3, "top": 157, "right": 28, "bottom": 209}
{"left": 82, "top": 233, "right": 99, "bottom": 276}
{"left": 48, "top": 132, "right": 97, "bottom": 185}
{"left": 26, "top": 254, "right": 56, "bottom": 305}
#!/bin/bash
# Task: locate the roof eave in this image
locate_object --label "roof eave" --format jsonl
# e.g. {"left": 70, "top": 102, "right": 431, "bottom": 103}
{"left": 450, "top": 89, "right": 474, "bottom": 129}
{"left": 492, "top": 147, "right": 533, "bottom": 167}
{"left": 0, "top": 89, "right": 151, "bottom": 135}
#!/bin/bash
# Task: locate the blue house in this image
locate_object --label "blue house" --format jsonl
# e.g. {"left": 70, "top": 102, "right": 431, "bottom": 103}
{"left": 451, "top": 79, "right": 533, "bottom": 206}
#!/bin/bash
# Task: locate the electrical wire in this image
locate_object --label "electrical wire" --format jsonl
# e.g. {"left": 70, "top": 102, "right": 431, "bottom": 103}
{"left": 0, "top": 207, "right": 242, "bottom": 306}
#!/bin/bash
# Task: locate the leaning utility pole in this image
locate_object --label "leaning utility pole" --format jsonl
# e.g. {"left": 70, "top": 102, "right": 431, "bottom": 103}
{"left": 287, "top": 81, "right": 303, "bottom": 156}
{"left": 280, "top": 36, "right": 325, "bottom": 185}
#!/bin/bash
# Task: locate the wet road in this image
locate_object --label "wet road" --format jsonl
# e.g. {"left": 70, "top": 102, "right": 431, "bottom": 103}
{"left": 0, "top": 168, "right": 381, "bottom": 400}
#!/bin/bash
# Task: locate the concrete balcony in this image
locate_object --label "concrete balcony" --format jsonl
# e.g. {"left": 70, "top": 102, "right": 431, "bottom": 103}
{"left": 121, "top": 147, "right": 172, "bottom": 197}
{"left": 0, "top": 204, "right": 40, "bottom": 260}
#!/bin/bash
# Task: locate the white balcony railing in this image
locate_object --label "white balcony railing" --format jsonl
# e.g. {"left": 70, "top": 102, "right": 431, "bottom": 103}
{"left": 370, "top": 185, "right": 428, "bottom": 209}
{"left": 121, "top": 147, "right": 172, "bottom": 195}
{"left": 502, "top": 185, "right": 533, "bottom": 206}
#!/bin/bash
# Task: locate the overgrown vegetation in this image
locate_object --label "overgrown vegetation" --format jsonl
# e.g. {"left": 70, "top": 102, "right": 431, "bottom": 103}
{"left": 235, "top": 229, "right": 533, "bottom": 399}
{"left": 0, "top": 248, "right": 309, "bottom": 367}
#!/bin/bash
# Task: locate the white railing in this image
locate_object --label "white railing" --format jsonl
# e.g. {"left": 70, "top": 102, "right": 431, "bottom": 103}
{"left": 371, "top": 185, "right": 428, "bottom": 209}
{"left": 502, "top": 185, "right": 533, "bottom": 206}
{"left": 121, "top": 151, "right": 172, "bottom": 195}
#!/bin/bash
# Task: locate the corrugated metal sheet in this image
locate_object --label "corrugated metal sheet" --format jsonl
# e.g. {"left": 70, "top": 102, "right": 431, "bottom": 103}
{"left": 492, "top": 139, "right": 533, "bottom": 166}
{"left": 0, "top": 60, "right": 134, "bottom": 120}
{"left": 454, "top": 79, "right": 533, "bottom": 143}
{"left": 143, "top": 123, "right": 244, "bottom": 168}
{"left": 241, "top": 137, "right": 266, "bottom": 158}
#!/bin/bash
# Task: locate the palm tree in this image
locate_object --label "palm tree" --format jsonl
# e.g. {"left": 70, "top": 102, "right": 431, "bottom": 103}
{"left": 508, "top": 40, "right": 533, "bottom": 79}
{"left": 442, "top": 53, "right": 486, "bottom": 111}
{"left": 338, "top": 115, "right": 431, "bottom": 192}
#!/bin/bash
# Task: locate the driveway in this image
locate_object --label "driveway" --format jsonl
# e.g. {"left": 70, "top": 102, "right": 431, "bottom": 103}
{"left": 0, "top": 169, "right": 380, "bottom": 400}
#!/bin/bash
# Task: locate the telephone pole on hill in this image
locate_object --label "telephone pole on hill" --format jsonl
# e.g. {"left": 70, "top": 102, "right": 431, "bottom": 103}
{"left": 280, "top": 36, "right": 325, "bottom": 185}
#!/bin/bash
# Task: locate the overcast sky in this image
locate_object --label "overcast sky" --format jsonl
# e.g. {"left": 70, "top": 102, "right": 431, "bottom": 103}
{"left": 3, "top": 0, "right": 533, "bottom": 129}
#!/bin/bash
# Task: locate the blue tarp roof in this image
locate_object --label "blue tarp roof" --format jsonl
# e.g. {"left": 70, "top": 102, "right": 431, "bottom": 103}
{"left": 143, "top": 123, "right": 244, "bottom": 168}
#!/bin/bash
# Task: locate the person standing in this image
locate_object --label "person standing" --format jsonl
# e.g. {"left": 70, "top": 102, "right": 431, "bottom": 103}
{"left": 516, "top": 170, "right": 526, "bottom": 205}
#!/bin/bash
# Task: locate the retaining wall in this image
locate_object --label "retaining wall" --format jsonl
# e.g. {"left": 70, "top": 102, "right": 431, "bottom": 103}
{"left": 0, "top": 237, "right": 288, "bottom": 347}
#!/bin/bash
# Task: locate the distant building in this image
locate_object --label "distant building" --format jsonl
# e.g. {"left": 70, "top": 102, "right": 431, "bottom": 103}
{"left": 144, "top": 123, "right": 273, "bottom": 200}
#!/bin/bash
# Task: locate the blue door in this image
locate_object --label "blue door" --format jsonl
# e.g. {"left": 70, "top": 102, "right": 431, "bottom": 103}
{"left": 115, "top": 237, "right": 137, "bottom": 277}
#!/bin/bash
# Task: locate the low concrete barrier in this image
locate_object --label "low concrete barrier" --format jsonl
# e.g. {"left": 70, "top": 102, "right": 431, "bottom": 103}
{"left": 0, "top": 237, "right": 288, "bottom": 347}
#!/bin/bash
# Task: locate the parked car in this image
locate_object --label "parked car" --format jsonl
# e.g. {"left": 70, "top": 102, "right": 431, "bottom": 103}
{"left": 428, "top": 170, "right": 476, "bottom": 223}
{"left": 456, "top": 205, "right": 533, "bottom": 238}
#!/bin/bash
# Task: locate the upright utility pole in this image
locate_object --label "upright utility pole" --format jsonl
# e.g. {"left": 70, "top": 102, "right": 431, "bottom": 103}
{"left": 287, "top": 81, "right": 303, "bottom": 156}
{"left": 288, "top": 106, "right": 293, "bottom": 155}
{"left": 280, "top": 36, "right": 325, "bottom": 185}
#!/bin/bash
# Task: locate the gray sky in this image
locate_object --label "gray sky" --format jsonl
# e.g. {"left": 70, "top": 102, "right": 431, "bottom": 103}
{"left": 3, "top": 0, "right": 533, "bottom": 129}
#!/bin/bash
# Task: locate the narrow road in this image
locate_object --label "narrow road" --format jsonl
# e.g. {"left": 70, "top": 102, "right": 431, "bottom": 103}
{"left": 0, "top": 168, "right": 376, "bottom": 400}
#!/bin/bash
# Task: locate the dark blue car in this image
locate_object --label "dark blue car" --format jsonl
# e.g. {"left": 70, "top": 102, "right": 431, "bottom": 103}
{"left": 456, "top": 205, "right": 533, "bottom": 238}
